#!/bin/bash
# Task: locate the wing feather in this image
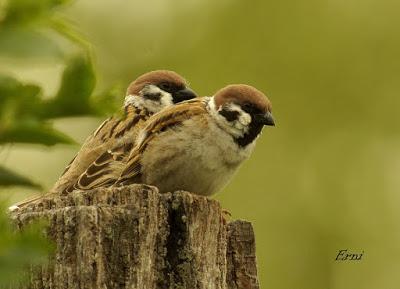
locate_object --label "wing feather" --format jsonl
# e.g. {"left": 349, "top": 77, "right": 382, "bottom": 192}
{"left": 69, "top": 145, "right": 127, "bottom": 192}
{"left": 55, "top": 107, "right": 148, "bottom": 193}
{"left": 115, "top": 97, "right": 209, "bottom": 185}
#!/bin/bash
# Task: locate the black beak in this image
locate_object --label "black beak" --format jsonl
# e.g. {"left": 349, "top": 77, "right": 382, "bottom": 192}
{"left": 253, "top": 111, "right": 275, "bottom": 126}
{"left": 172, "top": 87, "right": 197, "bottom": 103}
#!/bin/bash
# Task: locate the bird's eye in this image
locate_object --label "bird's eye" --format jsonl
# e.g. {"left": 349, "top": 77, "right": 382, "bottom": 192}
{"left": 159, "top": 82, "right": 172, "bottom": 92}
{"left": 243, "top": 103, "right": 253, "bottom": 111}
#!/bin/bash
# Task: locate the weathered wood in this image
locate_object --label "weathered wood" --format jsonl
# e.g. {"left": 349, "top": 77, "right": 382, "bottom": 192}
{"left": 11, "top": 185, "right": 260, "bottom": 289}
{"left": 227, "top": 221, "right": 260, "bottom": 289}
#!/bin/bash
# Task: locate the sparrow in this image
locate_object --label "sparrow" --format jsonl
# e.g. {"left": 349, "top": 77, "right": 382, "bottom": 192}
{"left": 72, "top": 84, "right": 275, "bottom": 196}
{"left": 56, "top": 70, "right": 196, "bottom": 194}
{"left": 10, "top": 70, "right": 197, "bottom": 210}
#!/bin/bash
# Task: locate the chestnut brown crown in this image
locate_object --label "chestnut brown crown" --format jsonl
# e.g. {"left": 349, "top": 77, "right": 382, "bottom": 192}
{"left": 126, "top": 70, "right": 188, "bottom": 96}
{"left": 214, "top": 84, "right": 274, "bottom": 147}
{"left": 214, "top": 84, "right": 272, "bottom": 113}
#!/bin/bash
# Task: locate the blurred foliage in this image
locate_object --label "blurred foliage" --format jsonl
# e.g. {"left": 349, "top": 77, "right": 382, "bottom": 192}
{"left": 0, "top": 204, "right": 53, "bottom": 288}
{"left": 0, "top": 166, "right": 41, "bottom": 189}
{"left": 58, "top": 1, "right": 398, "bottom": 289}
{"left": 1, "top": 0, "right": 70, "bottom": 26}
{"left": 0, "top": 0, "right": 399, "bottom": 288}
{"left": 0, "top": 0, "right": 91, "bottom": 58}
{"left": 0, "top": 0, "right": 119, "bottom": 287}
{"left": 0, "top": 0, "right": 120, "bottom": 188}
{"left": 45, "top": 54, "right": 96, "bottom": 118}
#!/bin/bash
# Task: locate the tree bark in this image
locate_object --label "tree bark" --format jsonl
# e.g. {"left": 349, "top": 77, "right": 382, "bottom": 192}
{"left": 11, "top": 185, "right": 260, "bottom": 289}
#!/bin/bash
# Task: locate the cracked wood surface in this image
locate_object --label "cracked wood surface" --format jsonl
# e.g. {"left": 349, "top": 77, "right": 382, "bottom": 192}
{"left": 11, "top": 185, "right": 260, "bottom": 289}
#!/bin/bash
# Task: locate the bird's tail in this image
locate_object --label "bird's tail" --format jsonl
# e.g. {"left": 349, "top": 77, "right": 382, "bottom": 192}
{"left": 8, "top": 192, "right": 55, "bottom": 212}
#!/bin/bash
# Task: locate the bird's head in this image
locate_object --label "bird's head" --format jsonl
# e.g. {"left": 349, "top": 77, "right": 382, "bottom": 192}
{"left": 211, "top": 84, "right": 275, "bottom": 147}
{"left": 125, "top": 70, "right": 197, "bottom": 113}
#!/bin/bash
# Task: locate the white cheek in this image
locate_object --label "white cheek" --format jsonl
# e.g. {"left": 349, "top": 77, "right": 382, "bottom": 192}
{"left": 238, "top": 110, "right": 251, "bottom": 126}
{"left": 142, "top": 85, "right": 173, "bottom": 112}
{"left": 124, "top": 85, "right": 173, "bottom": 113}
{"left": 208, "top": 98, "right": 250, "bottom": 137}
{"left": 159, "top": 92, "right": 173, "bottom": 107}
{"left": 227, "top": 103, "right": 251, "bottom": 130}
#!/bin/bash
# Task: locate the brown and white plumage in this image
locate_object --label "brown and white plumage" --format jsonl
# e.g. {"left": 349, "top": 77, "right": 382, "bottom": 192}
{"left": 72, "top": 84, "right": 275, "bottom": 196}
{"left": 60, "top": 70, "right": 197, "bottom": 193}
{"left": 10, "top": 70, "right": 196, "bottom": 210}
{"left": 72, "top": 98, "right": 207, "bottom": 191}
{"left": 55, "top": 108, "right": 147, "bottom": 193}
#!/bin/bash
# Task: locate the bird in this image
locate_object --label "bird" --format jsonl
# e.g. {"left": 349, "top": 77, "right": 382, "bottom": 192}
{"left": 72, "top": 84, "right": 275, "bottom": 196}
{"left": 55, "top": 70, "right": 197, "bottom": 194}
{"left": 9, "top": 70, "right": 197, "bottom": 210}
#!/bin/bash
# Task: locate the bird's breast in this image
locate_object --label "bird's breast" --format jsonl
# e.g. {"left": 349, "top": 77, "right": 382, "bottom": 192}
{"left": 139, "top": 116, "right": 255, "bottom": 195}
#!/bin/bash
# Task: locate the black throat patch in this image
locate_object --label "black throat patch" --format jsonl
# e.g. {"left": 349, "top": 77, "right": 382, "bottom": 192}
{"left": 235, "top": 121, "right": 264, "bottom": 147}
{"left": 218, "top": 107, "right": 263, "bottom": 147}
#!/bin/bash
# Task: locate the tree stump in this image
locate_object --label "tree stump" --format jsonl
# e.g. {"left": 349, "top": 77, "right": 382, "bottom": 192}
{"left": 10, "top": 185, "right": 260, "bottom": 289}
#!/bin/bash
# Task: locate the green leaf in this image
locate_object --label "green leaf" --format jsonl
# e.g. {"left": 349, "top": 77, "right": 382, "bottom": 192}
{"left": 0, "top": 123, "right": 76, "bottom": 146}
{"left": 1, "top": 0, "right": 72, "bottom": 26}
{"left": 0, "top": 166, "right": 41, "bottom": 189}
{"left": 92, "top": 84, "right": 124, "bottom": 116}
{"left": 0, "top": 27, "right": 63, "bottom": 59}
{"left": 49, "top": 16, "right": 93, "bottom": 52}
{"left": 0, "top": 205, "right": 53, "bottom": 286}
{"left": 0, "top": 74, "right": 42, "bottom": 102}
{"left": 0, "top": 74, "right": 22, "bottom": 96}
{"left": 0, "top": 75, "right": 43, "bottom": 118}
{"left": 0, "top": 74, "right": 79, "bottom": 147}
{"left": 43, "top": 54, "right": 97, "bottom": 118}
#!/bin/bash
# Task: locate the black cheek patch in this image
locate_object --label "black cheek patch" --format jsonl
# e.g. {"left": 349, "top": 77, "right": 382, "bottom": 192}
{"left": 144, "top": 92, "right": 162, "bottom": 101}
{"left": 219, "top": 109, "right": 240, "bottom": 122}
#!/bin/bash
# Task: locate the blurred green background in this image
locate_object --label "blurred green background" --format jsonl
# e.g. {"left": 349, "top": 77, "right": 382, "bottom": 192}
{"left": 1, "top": 0, "right": 400, "bottom": 288}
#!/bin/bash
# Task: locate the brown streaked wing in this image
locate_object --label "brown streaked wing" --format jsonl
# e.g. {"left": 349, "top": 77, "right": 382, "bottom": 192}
{"left": 136, "top": 97, "right": 207, "bottom": 151}
{"left": 55, "top": 116, "right": 115, "bottom": 181}
{"left": 56, "top": 107, "right": 149, "bottom": 193}
{"left": 116, "top": 98, "right": 208, "bottom": 183}
{"left": 73, "top": 143, "right": 129, "bottom": 190}
{"left": 93, "top": 117, "right": 113, "bottom": 138}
